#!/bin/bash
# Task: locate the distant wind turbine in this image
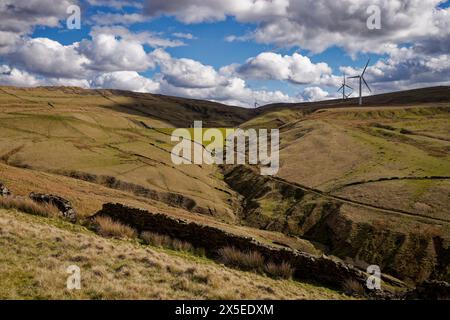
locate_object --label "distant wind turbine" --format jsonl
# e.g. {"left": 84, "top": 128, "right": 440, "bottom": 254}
{"left": 337, "top": 73, "right": 353, "bottom": 100}
{"left": 254, "top": 99, "right": 260, "bottom": 109}
{"left": 349, "top": 59, "right": 372, "bottom": 105}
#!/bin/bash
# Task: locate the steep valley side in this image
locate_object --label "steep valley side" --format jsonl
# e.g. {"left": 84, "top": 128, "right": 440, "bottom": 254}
{"left": 223, "top": 165, "right": 450, "bottom": 284}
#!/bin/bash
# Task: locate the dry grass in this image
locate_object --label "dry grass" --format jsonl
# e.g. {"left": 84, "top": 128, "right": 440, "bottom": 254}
{"left": 218, "top": 247, "right": 295, "bottom": 279}
{"left": 264, "top": 261, "right": 295, "bottom": 280}
{"left": 0, "top": 196, "right": 59, "bottom": 218}
{"left": 0, "top": 208, "right": 350, "bottom": 300}
{"left": 342, "top": 279, "right": 366, "bottom": 296}
{"left": 218, "top": 247, "right": 265, "bottom": 272}
{"left": 95, "top": 216, "right": 137, "bottom": 239}
{"left": 140, "top": 231, "right": 204, "bottom": 256}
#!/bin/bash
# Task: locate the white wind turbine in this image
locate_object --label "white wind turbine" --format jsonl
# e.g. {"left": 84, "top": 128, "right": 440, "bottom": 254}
{"left": 349, "top": 59, "right": 372, "bottom": 105}
{"left": 337, "top": 73, "right": 353, "bottom": 100}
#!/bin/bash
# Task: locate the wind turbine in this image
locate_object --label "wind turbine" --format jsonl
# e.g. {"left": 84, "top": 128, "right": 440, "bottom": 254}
{"left": 349, "top": 59, "right": 371, "bottom": 105}
{"left": 337, "top": 73, "right": 353, "bottom": 100}
{"left": 254, "top": 99, "right": 260, "bottom": 109}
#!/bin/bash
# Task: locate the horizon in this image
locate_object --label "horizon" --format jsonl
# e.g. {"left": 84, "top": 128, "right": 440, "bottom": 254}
{"left": 1, "top": 1, "right": 450, "bottom": 108}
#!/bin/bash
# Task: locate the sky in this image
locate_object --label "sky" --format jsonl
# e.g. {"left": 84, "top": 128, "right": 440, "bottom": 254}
{"left": 0, "top": 0, "right": 450, "bottom": 107}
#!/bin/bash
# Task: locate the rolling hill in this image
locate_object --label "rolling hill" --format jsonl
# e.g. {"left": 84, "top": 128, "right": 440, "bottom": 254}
{"left": 0, "top": 85, "right": 449, "bottom": 298}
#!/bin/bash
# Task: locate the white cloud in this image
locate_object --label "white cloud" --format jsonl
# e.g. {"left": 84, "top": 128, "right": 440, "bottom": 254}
{"left": 144, "top": 0, "right": 450, "bottom": 54}
{"left": 301, "top": 87, "right": 331, "bottom": 102}
{"left": 0, "top": 65, "right": 42, "bottom": 87}
{"left": 90, "top": 13, "right": 147, "bottom": 26}
{"left": 91, "top": 71, "right": 160, "bottom": 92}
{"left": 78, "top": 33, "right": 155, "bottom": 72}
{"left": 172, "top": 33, "right": 197, "bottom": 40}
{"left": 150, "top": 49, "right": 299, "bottom": 107}
{"left": 7, "top": 38, "right": 89, "bottom": 79}
{"left": 89, "top": 26, "right": 185, "bottom": 48}
{"left": 236, "top": 52, "right": 332, "bottom": 85}
{"left": 87, "top": 0, "right": 142, "bottom": 9}
{"left": 151, "top": 49, "right": 225, "bottom": 88}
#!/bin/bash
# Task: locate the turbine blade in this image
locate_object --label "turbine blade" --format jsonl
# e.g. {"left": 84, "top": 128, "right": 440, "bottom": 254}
{"left": 345, "top": 85, "right": 353, "bottom": 90}
{"left": 337, "top": 85, "right": 344, "bottom": 92}
{"left": 362, "top": 58, "right": 370, "bottom": 76}
{"left": 348, "top": 76, "right": 360, "bottom": 79}
{"left": 362, "top": 77, "right": 372, "bottom": 92}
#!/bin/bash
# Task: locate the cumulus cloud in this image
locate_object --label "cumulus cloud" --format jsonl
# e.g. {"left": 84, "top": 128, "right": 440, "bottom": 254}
{"left": 87, "top": 0, "right": 142, "bottom": 9}
{"left": 151, "top": 49, "right": 226, "bottom": 88}
{"left": 5, "top": 38, "right": 89, "bottom": 79}
{"left": 90, "top": 13, "right": 147, "bottom": 26}
{"left": 144, "top": 0, "right": 450, "bottom": 54}
{"left": 0, "top": 0, "right": 76, "bottom": 35}
{"left": 89, "top": 26, "right": 185, "bottom": 48}
{"left": 0, "top": 65, "right": 42, "bottom": 87}
{"left": 78, "top": 33, "right": 155, "bottom": 72}
{"left": 301, "top": 87, "right": 331, "bottom": 102}
{"left": 236, "top": 52, "right": 333, "bottom": 85}
{"left": 91, "top": 71, "right": 160, "bottom": 92}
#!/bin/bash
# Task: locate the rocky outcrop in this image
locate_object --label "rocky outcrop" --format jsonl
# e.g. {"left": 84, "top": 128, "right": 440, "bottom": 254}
{"left": 92, "top": 202, "right": 382, "bottom": 295}
{"left": 29, "top": 193, "right": 76, "bottom": 222}
{"left": 403, "top": 280, "right": 450, "bottom": 300}
{"left": 0, "top": 182, "right": 11, "bottom": 197}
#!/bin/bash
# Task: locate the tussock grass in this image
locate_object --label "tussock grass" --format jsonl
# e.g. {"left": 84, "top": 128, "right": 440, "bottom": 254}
{"left": 218, "top": 247, "right": 265, "bottom": 272}
{"left": 95, "top": 216, "right": 137, "bottom": 239}
{"left": 264, "top": 261, "right": 294, "bottom": 280}
{"left": 342, "top": 279, "right": 366, "bottom": 296}
{"left": 0, "top": 196, "right": 59, "bottom": 218}
{"left": 218, "top": 247, "right": 295, "bottom": 279}
{"left": 140, "top": 231, "right": 204, "bottom": 256}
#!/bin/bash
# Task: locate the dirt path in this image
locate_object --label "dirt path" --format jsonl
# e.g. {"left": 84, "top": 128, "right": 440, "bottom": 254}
{"left": 331, "top": 176, "right": 450, "bottom": 192}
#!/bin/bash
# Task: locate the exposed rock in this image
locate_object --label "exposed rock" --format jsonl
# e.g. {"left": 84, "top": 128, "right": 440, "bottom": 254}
{"left": 0, "top": 182, "right": 11, "bottom": 197}
{"left": 92, "top": 202, "right": 382, "bottom": 296}
{"left": 403, "top": 280, "right": 450, "bottom": 300}
{"left": 29, "top": 193, "right": 76, "bottom": 222}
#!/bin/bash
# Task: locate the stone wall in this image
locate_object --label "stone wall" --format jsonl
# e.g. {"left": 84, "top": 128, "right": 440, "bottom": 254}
{"left": 93, "top": 202, "right": 373, "bottom": 294}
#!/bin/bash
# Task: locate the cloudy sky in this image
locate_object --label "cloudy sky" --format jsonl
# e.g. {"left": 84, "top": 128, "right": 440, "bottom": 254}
{"left": 0, "top": 0, "right": 449, "bottom": 107}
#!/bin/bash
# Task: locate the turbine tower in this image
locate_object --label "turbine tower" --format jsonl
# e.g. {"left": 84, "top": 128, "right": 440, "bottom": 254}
{"left": 349, "top": 59, "right": 371, "bottom": 105}
{"left": 337, "top": 73, "right": 353, "bottom": 100}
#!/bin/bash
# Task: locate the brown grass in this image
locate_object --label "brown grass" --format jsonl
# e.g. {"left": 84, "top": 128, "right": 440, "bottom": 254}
{"left": 0, "top": 208, "right": 349, "bottom": 300}
{"left": 218, "top": 247, "right": 295, "bottom": 279}
{"left": 218, "top": 247, "right": 265, "bottom": 272}
{"left": 264, "top": 261, "right": 294, "bottom": 280}
{"left": 342, "top": 279, "right": 366, "bottom": 296}
{"left": 0, "top": 196, "right": 59, "bottom": 217}
{"left": 140, "top": 231, "right": 203, "bottom": 256}
{"left": 95, "top": 216, "right": 137, "bottom": 239}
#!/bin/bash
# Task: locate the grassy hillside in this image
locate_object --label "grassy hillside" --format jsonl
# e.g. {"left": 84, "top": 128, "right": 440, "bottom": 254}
{"left": 0, "top": 208, "right": 345, "bottom": 299}
{"left": 1, "top": 85, "right": 449, "bottom": 293}
{"left": 0, "top": 86, "right": 248, "bottom": 221}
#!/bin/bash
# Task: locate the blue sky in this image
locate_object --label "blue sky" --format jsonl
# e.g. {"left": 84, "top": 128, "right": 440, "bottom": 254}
{"left": 1, "top": 0, "right": 450, "bottom": 107}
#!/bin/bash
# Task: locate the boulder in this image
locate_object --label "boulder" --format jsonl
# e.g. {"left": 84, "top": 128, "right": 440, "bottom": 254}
{"left": 29, "top": 192, "right": 76, "bottom": 222}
